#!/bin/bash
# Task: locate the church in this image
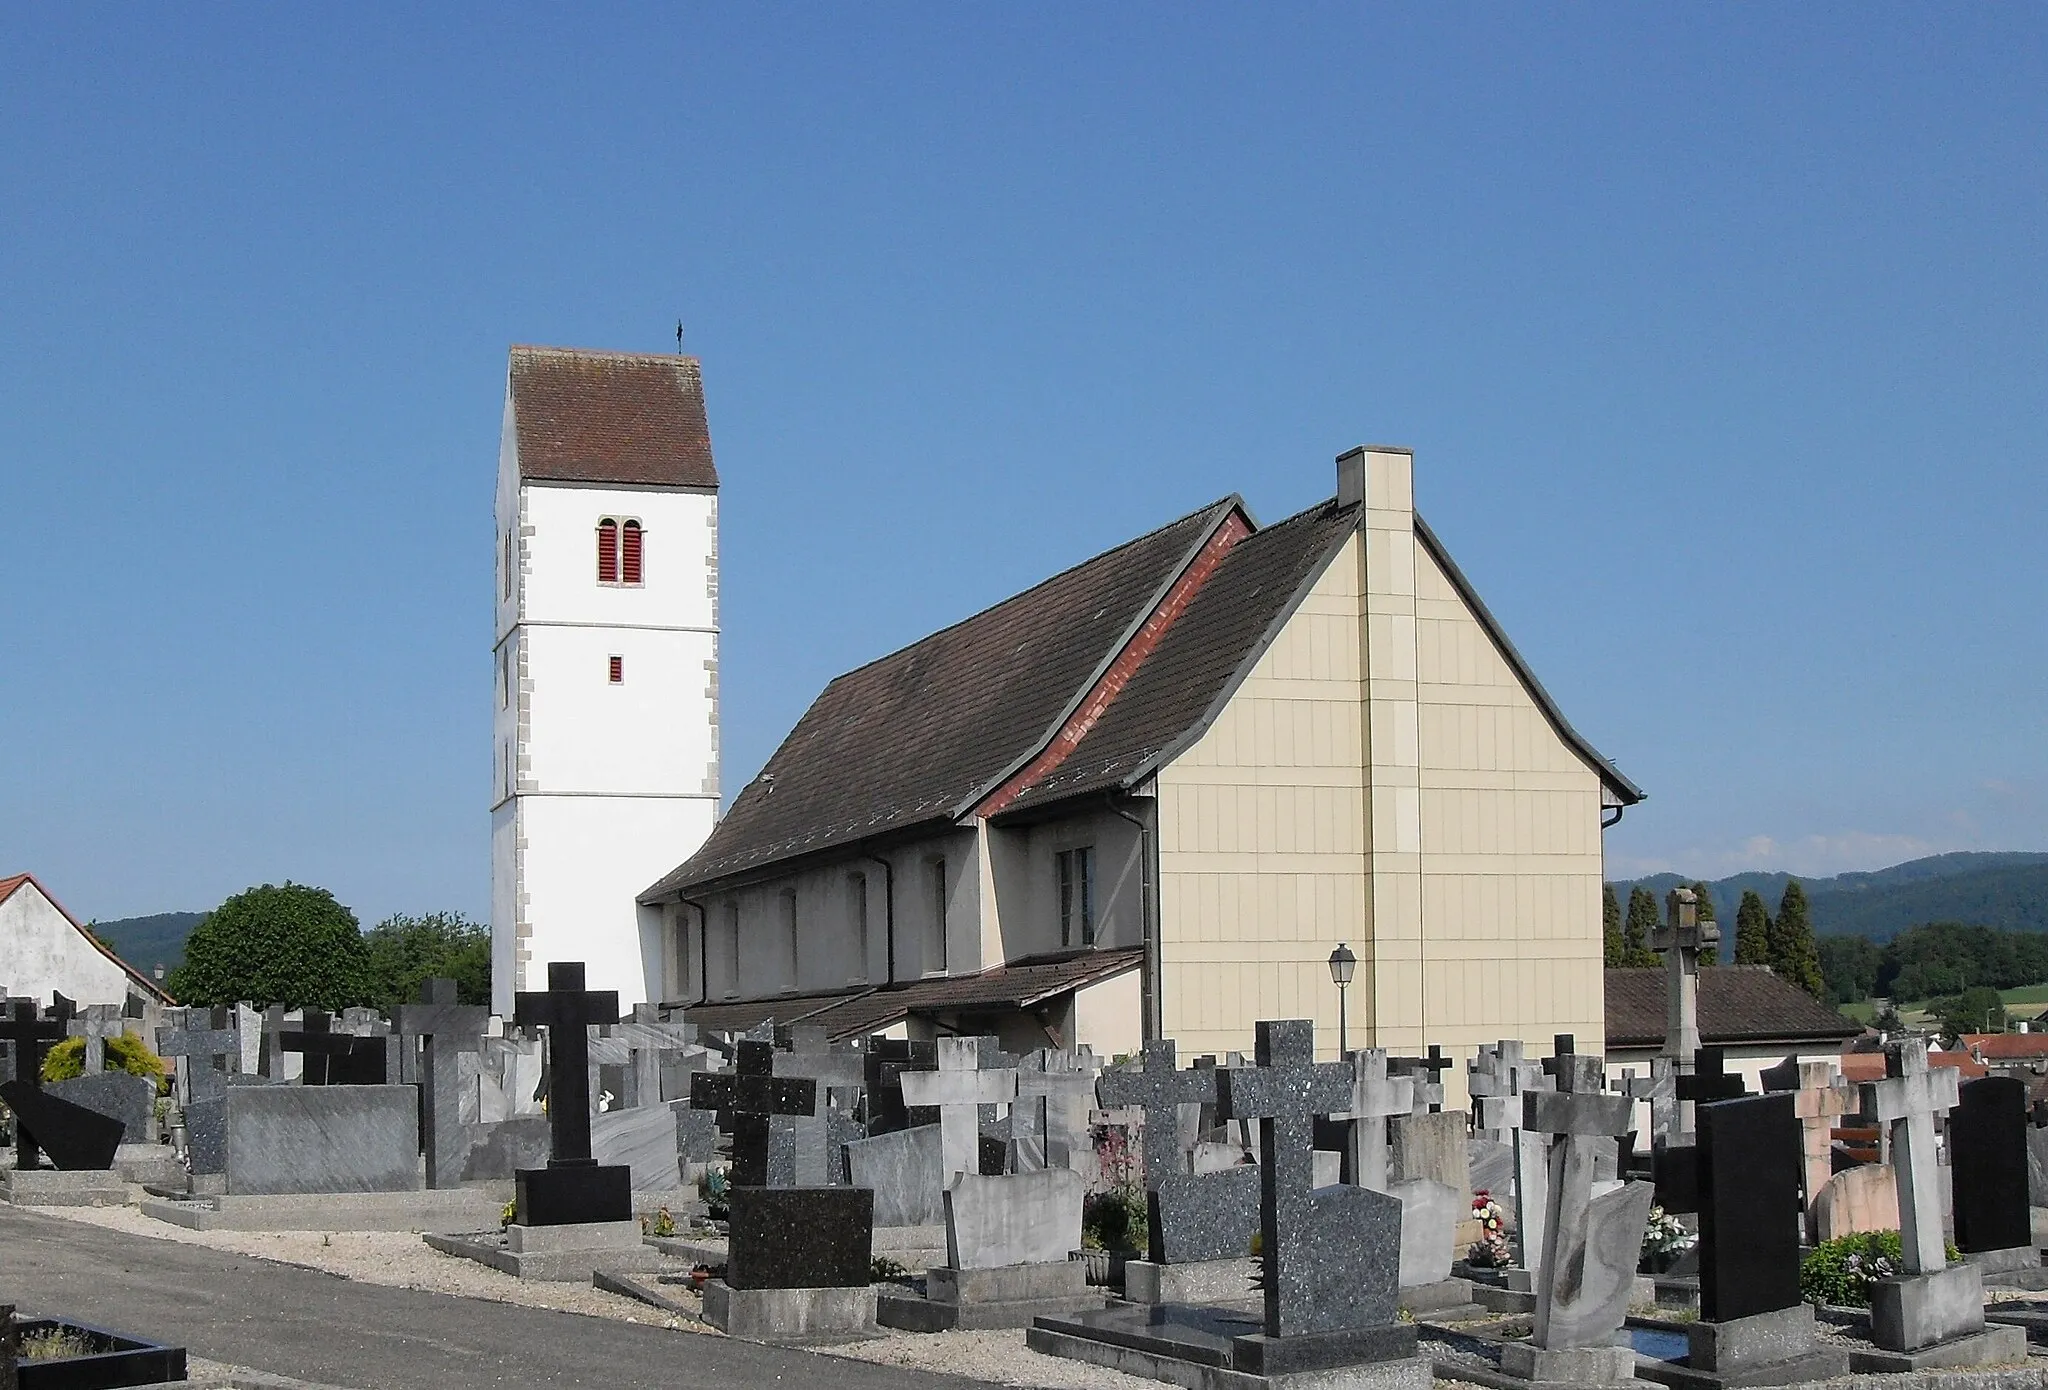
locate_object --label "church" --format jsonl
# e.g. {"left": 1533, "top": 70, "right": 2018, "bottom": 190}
{"left": 636, "top": 443, "right": 1645, "bottom": 1081}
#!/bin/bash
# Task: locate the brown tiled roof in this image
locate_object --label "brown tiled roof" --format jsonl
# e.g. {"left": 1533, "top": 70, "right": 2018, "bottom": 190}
{"left": 999, "top": 499, "right": 1362, "bottom": 814}
{"left": 1605, "top": 965, "right": 1861, "bottom": 1050}
{"left": 0, "top": 871, "right": 176, "bottom": 1004}
{"left": 677, "top": 947, "right": 1144, "bottom": 1042}
{"left": 1840, "top": 1049, "right": 1986, "bottom": 1083}
{"left": 643, "top": 502, "right": 1240, "bottom": 896}
{"left": 1962, "top": 1033, "right": 2048, "bottom": 1062}
{"left": 508, "top": 346, "right": 717, "bottom": 489}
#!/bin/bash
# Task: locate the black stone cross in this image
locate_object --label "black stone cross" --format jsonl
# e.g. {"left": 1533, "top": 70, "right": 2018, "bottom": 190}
{"left": 1676, "top": 1047, "right": 1746, "bottom": 1107}
{"left": 1390, "top": 1044, "right": 1453, "bottom": 1114}
{"left": 396, "top": 977, "right": 490, "bottom": 1188}
{"left": 0, "top": 998, "right": 70, "bottom": 1170}
{"left": 1097, "top": 1040, "right": 1217, "bottom": 1190}
{"left": 692, "top": 1039, "right": 817, "bottom": 1187}
{"left": 1218, "top": 1019, "right": 1400, "bottom": 1341}
{"left": 279, "top": 1011, "right": 361, "bottom": 1086}
{"left": 514, "top": 962, "right": 620, "bottom": 1167}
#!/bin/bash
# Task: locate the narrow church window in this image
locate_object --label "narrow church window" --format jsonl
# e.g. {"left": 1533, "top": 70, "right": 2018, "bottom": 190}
{"left": 620, "top": 520, "right": 644, "bottom": 585}
{"left": 502, "top": 531, "right": 516, "bottom": 601}
{"left": 927, "top": 859, "right": 948, "bottom": 974}
{"left": 848, "top": 873, "right": 869, "bottom": 983}
{"left": 780, "top": 889, "right": 799, "bottom": 991}
{"left": 608, "top": 655, "right": 624, "bottom": 684}
{"left": 723, "top": 903, "right": 741, "bottom": 998}
{"left": 1058, "top": 847, "right": 1097, "bottom": 947}
{"left": 597, "top": 518, "right": 620, "bottom": 583}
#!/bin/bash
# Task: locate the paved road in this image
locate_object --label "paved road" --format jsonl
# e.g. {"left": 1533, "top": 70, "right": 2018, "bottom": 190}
{"left": 0, "top": 1204, "right": 987, "bottom": 1390}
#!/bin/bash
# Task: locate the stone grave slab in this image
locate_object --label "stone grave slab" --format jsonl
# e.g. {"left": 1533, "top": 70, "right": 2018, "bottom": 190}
{"left": 944, "top": 1168, "right": 1084, "bottom": 1270}
{"left": 1028, "top": 1303, "right": 1428, "bottom": 1390}
{"left": 844, "top": 1122, "right": 945, "bottom": 1227}
{"left": 726, "top": 1185, "right": 873, "bottom": 1288}
{"left": 46, "top": 1071, "right": 155, "bottom": 1144}
{"left": 1813, "top": 1163, "right": 1898, "bottom": 1240}
{"left": 224, "top": 1085, "right": 420, "bottom": 1195}
{"left": 591, "top": 1102, "right": 684, "bottom": 1193}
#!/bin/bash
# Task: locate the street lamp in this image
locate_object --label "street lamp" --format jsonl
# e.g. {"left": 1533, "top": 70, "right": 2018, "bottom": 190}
{"left": 1328, "top": 943, "right": 1357, "bottom": 1056}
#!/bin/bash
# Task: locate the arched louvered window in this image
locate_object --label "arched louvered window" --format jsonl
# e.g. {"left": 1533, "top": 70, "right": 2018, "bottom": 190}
{"left": 620, "top": 519, "right": 644, "bottom": 584}
{"left": 596, "top": 519, "right": 620, "bottom": 583}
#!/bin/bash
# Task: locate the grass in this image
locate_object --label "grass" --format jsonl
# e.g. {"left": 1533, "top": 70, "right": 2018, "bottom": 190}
{"left": 1844, "top": 981, "right": 2048, "bottom": 1029}
{"left": 22, "top": 1328, "right": 93, "bottom": 1361}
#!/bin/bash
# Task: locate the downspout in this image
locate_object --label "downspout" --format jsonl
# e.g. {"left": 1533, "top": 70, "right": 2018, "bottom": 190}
{"left": 1602, "top": 804, "right": 1626, "bottom": 830}
{"left": 1109, "top": 797, "right": 1160, "bottom": 1043}
{"left": 679, "top": 897, "right": 710, "bottom": 1008}
{"left": 864, "top": 854, "right": 897, "bottom": 986}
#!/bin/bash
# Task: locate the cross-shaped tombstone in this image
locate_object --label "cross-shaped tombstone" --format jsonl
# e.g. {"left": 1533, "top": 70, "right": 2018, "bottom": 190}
{"left": 1334, "top": 1048, "right": 1413, "bottom": 1191}
{"left": 771, "top": 1025, "right": 865, "bottom": 1183}
{"left": 863, "top": 1036, "right": 937, "bottom": 1135}
{"left": 256, "top": 1005, "right": 292, "bottom": 1080}
{"left": 1863, "top": 1036, "right": 1960, "bottom": 1275}
{"left": 1761, "top": 1057, "right": 1854, "bottom": 1229}
{"left": 614, "top": 1003, "right": 699, "bottom": 1107}
{"left": 1217, "top": 1019, "right": 1394, "bottom": 1340}
{"left": 692, "top": 1039, "right": 818, "bottom": 1186}
{"left": 70, "top": 1003, "right": 126, "bottom": 1073}
{"left": 396, "top": 977, "right": 490, "bottom": 1188}
{"left": 280, "top": 1011, "right": 360, "bottom": 1086}
{"left": 0, "top": 998, "right": 72, "bottom": 1170}
{"left": 510, "top": 961, "right": 633, "bottom": 1224}
{"left": 1389, "top": 1045, "right": 1452, "bottom": 1115}
{"left": 1468, "top": 1039, "right": 1530, "bottom": 1142}
{"left": 1522, "top": 1050, "right": 1654, "bottom": 1356}
{"left": 1014, "top": 1049, "right": 1100, "bottom": 1172}
{"left": 1675, "top": 1046, "right": 1745, "bottom": 1110}
{"left": 1097, "top": 1041, "right": 1216, "bottom": 1189}
{"left": 1653, "top": 887, "right": 1718, "bottom": 1064}
{"left": 1619, "top": 1057, "right": 1678, "bottom": 1150}
{"left": 899, "top": 1035, "right": 1018, "bottom": 1182}
{"left": 155, "top": 1007, "right": 240, "bottom": 1108}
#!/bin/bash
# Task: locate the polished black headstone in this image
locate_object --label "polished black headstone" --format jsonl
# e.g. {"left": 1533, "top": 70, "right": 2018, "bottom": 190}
{"left": 0, "top": 1081, "right": 125, "bottom": 1170}
{"left": 515, "top": 1163, "right": 633, "bottom": 1226}
{"left": 693, "top": 1040, "right": 816, "bottom": 1187}
{"left": 1952, "top": 1074, "right": 2030, "bottom": 1254}
{"left": 0, "top": 998, "right": 73, "bottom": 1170}
{"left": 1652, "top": 1141, "right": 1698, "bottom": 1214}
{"left": 1698, "top": 1091, "right": 1802, "bottom": 1322}
{"left": 280, "top": 1012, "right": 358, "bottom": 1087}
{"left": 1150, "top": 1165, "right": 1260, "bottom": 1264}
{"left": 510, "top": 961, "right": 631, "bottom": 1226}
{"left": 725, "top": 1186, "right": 874, "bottom": 1289}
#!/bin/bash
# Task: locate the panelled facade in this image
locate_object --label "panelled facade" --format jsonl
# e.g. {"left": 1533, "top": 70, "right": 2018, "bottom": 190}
{"left": 491, "top": 346, "right": 721, "bottom": 1014}
{"left": 641, "top": 447, "right": 1641, "bottom": 1077}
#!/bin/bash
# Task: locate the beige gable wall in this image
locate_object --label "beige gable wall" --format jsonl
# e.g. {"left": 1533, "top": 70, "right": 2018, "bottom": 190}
{"left": 1157, "top": 451, "right": 1609, "bottom": 1090}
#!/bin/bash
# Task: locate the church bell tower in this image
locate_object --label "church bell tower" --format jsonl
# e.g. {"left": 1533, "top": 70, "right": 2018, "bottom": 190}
{"left": 491, "top": 346, "right": 720, "bottom": 1014}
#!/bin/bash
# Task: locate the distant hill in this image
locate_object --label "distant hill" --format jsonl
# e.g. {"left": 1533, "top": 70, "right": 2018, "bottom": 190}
{"left": 1611, "top": 852, "right": 2048, "bottom": 944}
{"left": 85, "top": 911, "right": 205, "bottom": 977}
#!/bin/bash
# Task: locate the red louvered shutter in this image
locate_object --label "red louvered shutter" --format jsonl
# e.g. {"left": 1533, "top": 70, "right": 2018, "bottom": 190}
{"left": 608, "top": 655, "right": 624, "bottom": 684}
{"left": 621, "top": 520, "right": 643, "bottom": 584}
{"left": 596, "top": 519, "right": 619, "bottom": 583}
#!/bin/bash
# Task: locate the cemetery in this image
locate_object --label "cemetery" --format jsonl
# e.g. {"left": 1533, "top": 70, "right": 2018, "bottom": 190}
{"left": 8, "top": 888, "right": 2048, "bottom": 1390}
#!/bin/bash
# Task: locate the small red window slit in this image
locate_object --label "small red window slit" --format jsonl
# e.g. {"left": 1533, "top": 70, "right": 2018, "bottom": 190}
{"left": 608, "top": 656, "right": 623, "bottom": 684}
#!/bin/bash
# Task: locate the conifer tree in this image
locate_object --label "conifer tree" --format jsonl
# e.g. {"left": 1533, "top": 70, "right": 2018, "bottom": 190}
{"left": 1733, "top": 890, "right": 1772, "bottom": 967}
{"left": 1771, "top": 879, "right": 1826, "bottom": 1000}
{"left": 1623, "top": 886, "right": 1661, "bottom": 967}
{"left": 1603, "top": 883, "right": 1625, "bottom": 968}
{"left": 1692, "top": 881, "right": 1720, "bottom": 965}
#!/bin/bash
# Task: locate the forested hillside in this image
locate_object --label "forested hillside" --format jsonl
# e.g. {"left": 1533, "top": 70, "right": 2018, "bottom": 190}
{"left": 86, "top": 911, "right": 204, "bottom": 975}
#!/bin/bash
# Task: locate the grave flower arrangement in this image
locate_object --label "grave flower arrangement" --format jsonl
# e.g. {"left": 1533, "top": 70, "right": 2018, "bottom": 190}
{"left": 1799, "top": 1230, "right": 1959, "bottom": 1308}
{"left": 1640, "top": 1204, "right": 1696, "bottom": 1262}
{"left": 1465, "top": 1190, "right": 1512, "bottom": 1268}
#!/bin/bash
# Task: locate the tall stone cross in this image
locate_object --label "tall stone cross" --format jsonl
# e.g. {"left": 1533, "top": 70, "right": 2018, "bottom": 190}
{"left": 155, "top": 1007, "right": 241, "bottom": 1107}
{"left": 691, "top": 1039, "right": 819, "bottom": 1186}
{"left": 1654, "top": 886, "right": 1720, "bottom": 1132}
{"left": 0, "top": 998, "right": 71, "bottom": 1170}
{"left": 900, "top": 1035, "right": 1018, "bottom": 1182}
{"left": 513, "top": 961, "right": 620, "bottom": 1168}
{"left": 1862, "top": 1036, "right": 1960, "bottom": 1275}
{"left": 257, "top": 1005, "right": 290, "bottom": 1079}
{"left": 1524, "top": 1050, "right": 1654, "bottom": 1351}
{"left": 1096, "top": 1040, "right": 1216, "bottom": 1189}
{"left": 396, "top": 977, "right": 490, "bottom": 1188}
{"left": 1215, "top": 1019, "right": 1365, "bottom": 1339}
{"left": 1335, "top": 1048, "right": 1413, "bottom": 1191}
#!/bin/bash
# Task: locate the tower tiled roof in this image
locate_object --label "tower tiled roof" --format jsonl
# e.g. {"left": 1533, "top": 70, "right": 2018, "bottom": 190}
{"left": 508, "top": 346, "right": 717, "bottom": 489}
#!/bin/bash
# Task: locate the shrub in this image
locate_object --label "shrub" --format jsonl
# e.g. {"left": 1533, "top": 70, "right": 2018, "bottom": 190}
{"left": 1082, "top": 1185, "right": 1147, "bottom": 1253}
{"left": 41, "top": 1033, "right": 169, "bottom": 1091}
{"left": 1800, "top": 1230, "right": 1959, "bottom": 1307}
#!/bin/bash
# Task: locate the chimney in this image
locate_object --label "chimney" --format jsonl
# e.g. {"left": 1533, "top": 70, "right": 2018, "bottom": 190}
{"left": 1336, "top": 444, "right": 1415, "bottom": 510}
{"left": 1337, "top": 447, "right": 1368, "bottom": 508}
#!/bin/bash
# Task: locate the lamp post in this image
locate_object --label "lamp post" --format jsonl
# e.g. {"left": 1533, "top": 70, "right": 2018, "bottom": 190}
{"left": 1328, "top": 942, "right": 1357, "bottom": 1057}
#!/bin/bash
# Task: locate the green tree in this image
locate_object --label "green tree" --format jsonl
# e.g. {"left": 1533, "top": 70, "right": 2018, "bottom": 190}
{"left": 165, "top": 882, "right": 370, "bottom": 1010}
{"left": 1818, "top": 934, "right": 1883, "bottom": 1005}
{"left": 1692, "top": 881, "right": 1720, "bottom": 965}
{"left": 1733, "top": 890, "right": 1773, "bottom": 967}
{"left": 1623, "top": 887, "right": 1661, "bottom": 967}
{"left": 1935, "top": 985, "right": 2006, "bottom": 1043}
{"left": 1603, "top": 884, "right": 1625, "bottom": 967}
{"left": 1771, "top": 880, "right": 1826, "bottom": 999}
{"left": 361, "top": 912, "right": 492, "bottom": 1015}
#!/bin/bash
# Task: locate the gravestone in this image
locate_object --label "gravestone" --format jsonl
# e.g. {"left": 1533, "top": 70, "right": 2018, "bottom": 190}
{"left": 691, "top": 1040, "right": 817, "bottom": 1187}
{"left": 1950, "top": 1074, "right": 2031, "bottom": 1259}
{"left": 1618, "top": 1059, "right": 1677, "bottom": 1153}
{"left": 2028, "top": 1126, "right": 2048, "bottom": 1208}
{"left": 511, "top": 961, "right": 632, "bottom": 1227}
{"left": 1097, "top": 1041, "right": 1214, "bottom": 1189}
{"left": 1335, "top": 1048, "right": 1412, "bottom": 1190}
{"left": 70, "top": 1003, "right": 127, "bottom": 1074}
{"left": 1389, "top": 1108, "right": 1469, "bottom": 1196}
{"left": 1813, "top": 1164, "right": 1900, "bottom": 1241}
{"left": 0, "top": 1082, "right": 125, "bottom": 1170}
{"left": 1013, "top": 1049, "right": 1099, "bottom": 1172}
{"left": 591, "top": 1103, "right": 685, "bottom": 1192}
{"left": 863, "top": 1037, "right": 936, "bottom": 1135}
{"left": 1762, "top": 1056, "right": 1855, "bottom": 1235}
{"left": 1150, "top": 1165, "right": 1261, "bottom": 1264}
{"left": 1503, "top": 1051, "right": 1653, "bottom": 1386}
{"left": 900, "top": 1036, "right": 1017, "bottom": 1181}
{"left": 46, "top": 1071, "right": 155, "bottom": 1144}
{"left": 726, "top": 1186, "right": 875, "bottom": 1288}
{"left": 845, "top": 1122, "right": 946, "bottom": 1226}
{"left": 280, "top": 1012, "right": 361, "bottom": 1087}
{"left": 394, "top": 978, "right": 490, "bottom": 1189}
{"left": 771, "top": 1025, "right": 864, "bottom": 1184}
{"left": 223, "top": 1085, "right": 421, "bottom": 1195}
{"left": 1655, "top": 886, "right": 1719, "bottom": 1139}
{"left": 0, "top": 999, "right": 77, "bottom": 1170}
{"left": 944, "top": 1168, "right": 1086, "bottom": 1269}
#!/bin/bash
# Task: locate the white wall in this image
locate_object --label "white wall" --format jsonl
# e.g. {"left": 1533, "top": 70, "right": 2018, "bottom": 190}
{"left": 0, "top": 881, "right": 138, "bottom": 1007}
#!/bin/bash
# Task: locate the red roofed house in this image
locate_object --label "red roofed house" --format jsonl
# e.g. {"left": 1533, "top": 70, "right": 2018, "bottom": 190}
{"left": 1958, "top": 1031, "right": 2048, "bottom": 1082}
{"left": 0, "top": 872, "right": 174, "bottom": 1009}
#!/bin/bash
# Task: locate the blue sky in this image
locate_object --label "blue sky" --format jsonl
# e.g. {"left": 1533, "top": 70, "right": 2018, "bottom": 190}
{"left": 4, "top": 8, "right": 2043, "bottom": 926}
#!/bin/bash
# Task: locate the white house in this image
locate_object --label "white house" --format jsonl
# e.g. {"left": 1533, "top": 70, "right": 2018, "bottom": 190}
{"left": 491, "top": 346, "right": 721, "bottom": 1014}
{"left": 0, "top": 873, "right": 173, "bottom": 1010}
{"left": 640, "top": 446, "right": 1648, "bottom": 1095}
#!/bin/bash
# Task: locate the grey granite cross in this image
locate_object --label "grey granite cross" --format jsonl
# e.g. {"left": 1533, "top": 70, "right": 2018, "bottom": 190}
{"left": 395, "top": 978, "right": 490, "bottom": 1188}
{"left": 155, "top": 1007, "right": 241, "bottom": 1107}
{"left": 1863, "top": 1036, "right": 1960, "bottom": 1274}
{"left": 70, "top": 1003, "right": 126, "bottom": 1073}
{"left": 1334, "top": 1048, "right": 1413, "bottom": 1191}
{"left": 1655, "top": 887, "right": 1720, "bottom": 1135}
{"left": 1097, "top": 1040, "right": 1215, "bottom": 1189}
{"left": 900, "top": 1035, "right": 1018, "bottom": 1181}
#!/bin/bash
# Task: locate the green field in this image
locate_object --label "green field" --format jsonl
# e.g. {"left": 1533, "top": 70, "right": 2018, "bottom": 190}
{"left": 1842, "top": 982, "right": 2048, "bottom": 1031}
